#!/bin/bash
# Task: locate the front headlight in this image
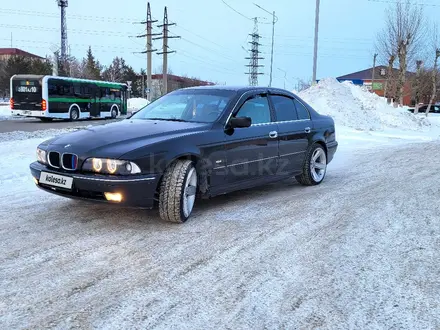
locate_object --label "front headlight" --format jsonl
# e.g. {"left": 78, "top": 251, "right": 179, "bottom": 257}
{"left": 36, "top": 148, "right": 47, "bottom": 164}
{"left": 82, "top": 158, "right": 141, "bottom": 175}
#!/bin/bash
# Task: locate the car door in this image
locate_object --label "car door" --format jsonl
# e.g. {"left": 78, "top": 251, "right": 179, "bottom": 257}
{"left": 269, "top": 94, "right": 311, "bottom": 174}
{"left": 89, "top": 84, "right": 100, "bottom": 117}
{"left": 224, "top": 93, "right": 279, "bottom": 184}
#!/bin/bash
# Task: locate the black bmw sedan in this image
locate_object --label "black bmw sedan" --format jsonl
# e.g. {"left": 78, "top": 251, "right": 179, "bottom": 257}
{"left": 30, "top": 86, "right": 338, "bottom": 223}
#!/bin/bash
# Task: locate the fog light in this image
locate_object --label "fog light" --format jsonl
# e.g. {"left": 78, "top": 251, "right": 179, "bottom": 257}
{"left": 33, "top": 177, "right": 38, "bottom": 185}
{"left": 104, "top": 192, "right": 122, "bottom": 202}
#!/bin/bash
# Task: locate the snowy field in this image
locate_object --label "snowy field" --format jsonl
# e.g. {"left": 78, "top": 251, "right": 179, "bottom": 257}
{"left": 1, "top": 81, "right": 440, "bottom": 328}
{"left": 0, "top": 104, "right": 12, "bottom": 120}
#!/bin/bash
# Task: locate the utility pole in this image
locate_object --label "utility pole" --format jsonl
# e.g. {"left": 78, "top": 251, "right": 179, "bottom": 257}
{"left": 245, "top": 18, "right": 264, "bottom": 86}
{"left": 137, "top": 3, "right": 160, "bottom": 101}
{"left": 254, "top": 3, "right": 277, "bottom": 87}
{"left": 372, "top": 53, "right": 378, "bottom": 91}
{"left": 154, "top": 7, "right": 180, "bottom": 95}
{"left": 57, "top": 0, "right": 68, "bottom": 62}
{"left": 312, "top": 0, "right": 320, "bottom": 84}
{"left": 142, "top": 74, "right": 145, "bottom": 98}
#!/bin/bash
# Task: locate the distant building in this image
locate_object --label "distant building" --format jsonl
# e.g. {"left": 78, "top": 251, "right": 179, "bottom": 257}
{"left": 0, "top": 48, "right": 44, "bottom": 61}
{"left": 335, "top": 66, "right": 415, "bottom": 106}
{"left": 150, "top": 74, "right": 215, "bottom": 100}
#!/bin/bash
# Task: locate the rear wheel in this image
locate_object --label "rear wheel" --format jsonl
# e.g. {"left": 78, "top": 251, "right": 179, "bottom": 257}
{"left": 159, "top": 160, "right": 198, "bottom": 223}
{"left": 296, "top": 144, "right": 327, "bottom": 186}
{"left": 69, "top": 107, "right": 80, "bottom": 121}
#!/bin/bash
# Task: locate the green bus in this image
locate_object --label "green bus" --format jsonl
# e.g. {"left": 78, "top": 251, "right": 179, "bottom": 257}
{"left": 10, "top": 75, "right": 128, "bottom": 121}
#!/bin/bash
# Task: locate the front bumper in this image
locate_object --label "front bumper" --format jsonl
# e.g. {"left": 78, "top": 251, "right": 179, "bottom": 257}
{"left": 30, "top": 161, "right": 160, "bottom": 208}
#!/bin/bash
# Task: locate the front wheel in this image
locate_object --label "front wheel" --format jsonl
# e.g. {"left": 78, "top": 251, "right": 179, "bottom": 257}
{"left": 159, "top": 160, "right": 198, "bottom": 223}
{"left": 295, "top": 144, "right": 327, "bottom": 186}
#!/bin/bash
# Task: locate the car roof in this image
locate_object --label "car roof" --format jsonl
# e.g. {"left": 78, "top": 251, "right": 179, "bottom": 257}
{"left": 180, "top": 85, "right": 294, "bottom": 94}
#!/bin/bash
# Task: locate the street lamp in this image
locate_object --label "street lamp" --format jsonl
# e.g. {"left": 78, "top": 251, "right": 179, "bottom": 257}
{"left": 312, "top": 0, "right": 320, "bottom": 84}
{"left": 277, "top": 68, "right": 287, "bottom": 89}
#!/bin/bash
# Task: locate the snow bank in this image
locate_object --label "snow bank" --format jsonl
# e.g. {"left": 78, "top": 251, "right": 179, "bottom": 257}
{"left": 0, "top": 105, "right": 11, "bottom": 120}
{"left": 127, "top": 98, "right": 149, "bottom": 113}
{"left": 298, "top": 78, "right": 432, "bottom": 132}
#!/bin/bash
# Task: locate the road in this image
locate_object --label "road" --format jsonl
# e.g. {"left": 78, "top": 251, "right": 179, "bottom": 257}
{"left": 0, "top": 117, "right": 123, "bottom": 133}
{"left": 0, "top": 142, "right": 439, "bottom": 329}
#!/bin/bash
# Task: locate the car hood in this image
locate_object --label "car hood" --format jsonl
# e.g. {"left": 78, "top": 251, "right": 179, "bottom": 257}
{"left": 43, "top": 119, "right": 211, "bottom": 158}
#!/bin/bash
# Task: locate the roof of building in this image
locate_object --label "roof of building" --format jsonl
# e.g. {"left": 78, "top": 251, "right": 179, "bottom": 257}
{"left": 151, "top": 74, "right": 215, "bottom": 85}
{"left": 0, "top": 48, "right": 44, "bottom": 59}
{"left": 337, "top": 66, "right": 414, "bottom": 80}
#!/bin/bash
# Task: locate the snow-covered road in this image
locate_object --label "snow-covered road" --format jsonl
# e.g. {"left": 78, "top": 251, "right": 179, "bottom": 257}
{"left": 1, "top": 136, "right": 439, "bottom": 329}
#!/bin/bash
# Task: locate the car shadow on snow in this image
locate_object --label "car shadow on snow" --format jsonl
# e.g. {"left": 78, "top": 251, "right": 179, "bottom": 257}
{"left": 46, "top": 174, "right": 339, "bottom": 227}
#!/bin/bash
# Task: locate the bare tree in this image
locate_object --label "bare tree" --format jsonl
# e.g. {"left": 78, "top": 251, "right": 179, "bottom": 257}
{"left": 377, "top": 1, "right": 425, "bottom": 106}
{"left": 383, "top": 55, "right": 396, "bottom": 104}
{"left": 425, "top": 41, "right": 440, "bottom": 116}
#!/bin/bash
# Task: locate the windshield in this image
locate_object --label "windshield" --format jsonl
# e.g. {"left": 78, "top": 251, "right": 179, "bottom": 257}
{"left": 130, "top": 90, "right": 236, "bottom": 123}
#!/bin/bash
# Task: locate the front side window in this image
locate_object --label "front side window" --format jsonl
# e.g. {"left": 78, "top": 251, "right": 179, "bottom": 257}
{"left": 271, "top": 95, "right": 298, "bottom": 122}
{"left": 235, "top": 95, "right": 271, "bottom": 125}
{"left": 293, "top": 99, "right": 311, "bottom": 120}
{"left": 131, "top": 90, "right": 235, "bottom": 123}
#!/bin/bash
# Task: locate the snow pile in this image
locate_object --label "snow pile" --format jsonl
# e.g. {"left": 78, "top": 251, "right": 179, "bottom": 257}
{"left": 127, "top": 98, "right": 149, "bottom": 113}
{"left": 0, "top": 126, "right": 91, "bottom": 142}
{"left": 0, "top": 105, "right": 11, "bottom": 120}
{"left": 298, "top": 78, "right": 431, "bottom": 132}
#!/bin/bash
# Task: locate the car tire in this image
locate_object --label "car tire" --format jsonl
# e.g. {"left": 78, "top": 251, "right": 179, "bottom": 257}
{"left": 70, "top": 107, "right": 80, "bottom": 121}
{"left": 159, "top": 159, "right": 198, "bottom": 223}
{"left": 295, "top": 143, "right": 327, "bottom": 186}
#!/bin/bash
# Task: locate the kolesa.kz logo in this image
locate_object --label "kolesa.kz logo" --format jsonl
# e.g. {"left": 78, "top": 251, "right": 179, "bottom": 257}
{"left": 45, "top": 175, "right": 67, "bottom": 185}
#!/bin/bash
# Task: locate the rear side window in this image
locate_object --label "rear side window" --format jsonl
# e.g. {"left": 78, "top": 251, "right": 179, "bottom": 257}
{"left": 271, "top": 95, "right": 298, "bottom": 122}
{"left": 293, "top": 99, "right": 310, "bottom": 120}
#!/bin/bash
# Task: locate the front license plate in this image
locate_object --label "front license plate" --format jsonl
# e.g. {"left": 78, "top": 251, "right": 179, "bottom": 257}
{"left": 39, "top": 172, "right": 73, "bottom": 189}
{"left": 23, "top": 110, "right": 32, "bottom": 115}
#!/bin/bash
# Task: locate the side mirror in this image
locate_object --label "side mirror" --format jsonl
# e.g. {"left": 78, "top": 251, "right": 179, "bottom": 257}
{"left": 229, "top": 116, "right": 252, "bottom": 128}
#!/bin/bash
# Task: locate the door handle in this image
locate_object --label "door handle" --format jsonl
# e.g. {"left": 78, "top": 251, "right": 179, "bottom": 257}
{"left": 305, "top": 127, "right": 311, "bottom": 133}
{"left": 269, "top": 131, "right": 278, "bottom": 139}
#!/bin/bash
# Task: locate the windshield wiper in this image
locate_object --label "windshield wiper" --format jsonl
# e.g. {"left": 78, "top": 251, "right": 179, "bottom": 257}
{"left": 146, "top": 117, "right": 188, "bottom": 122}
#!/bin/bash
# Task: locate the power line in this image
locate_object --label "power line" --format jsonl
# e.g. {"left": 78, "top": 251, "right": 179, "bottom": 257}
{"left": 220, "top": 0, "right": 253, "bottom": 20}
{"left": 0, "top": 23, "right": 132, "bottom": 37}
{"left": 0, "top": 8, "right": 137, "bottom": 23}
{"left": 220, "top": 0, "right": 271, "bottom": 24}
{"left": 169, "top": 34, "right": 237, "bottom": 62}
{"left": 174, "top": 24, "right": 227, "bottom": 51}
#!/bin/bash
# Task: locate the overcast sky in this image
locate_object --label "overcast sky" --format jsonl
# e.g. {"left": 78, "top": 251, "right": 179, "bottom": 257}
{"left": 0, "top": 0, "right": 438, "bottom": 89}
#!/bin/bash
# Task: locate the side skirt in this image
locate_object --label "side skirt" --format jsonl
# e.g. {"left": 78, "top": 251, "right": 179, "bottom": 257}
{"left": 205, "top": 171, "right": 302, "bottom": 199}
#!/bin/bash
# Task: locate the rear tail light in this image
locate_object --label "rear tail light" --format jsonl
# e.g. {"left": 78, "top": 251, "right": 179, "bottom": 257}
{"left": 9, "top": 98, "right": 14, "bottom": 109}
{"left": 42, "top": 99, "right": 47, "bottom": 111}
